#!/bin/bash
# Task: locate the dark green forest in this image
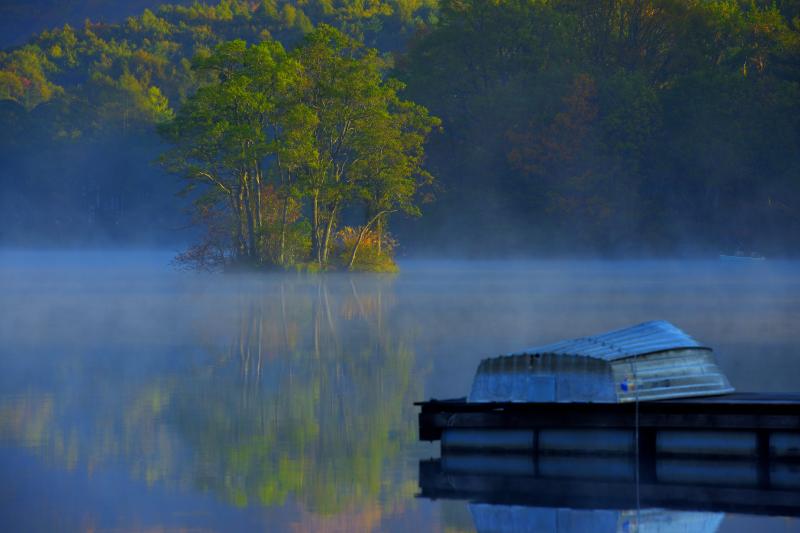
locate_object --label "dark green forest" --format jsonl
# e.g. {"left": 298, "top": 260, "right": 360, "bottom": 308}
{"left": 1, "top": 0, "right": 799, "bottom": 261}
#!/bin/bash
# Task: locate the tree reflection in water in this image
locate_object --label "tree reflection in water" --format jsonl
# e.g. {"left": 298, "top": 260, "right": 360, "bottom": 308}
{"left": 0, "top": 275, "right": 425, "bottom": 522}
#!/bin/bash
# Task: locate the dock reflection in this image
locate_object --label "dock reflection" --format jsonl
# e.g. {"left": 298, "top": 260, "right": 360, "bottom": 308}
{"left": 467, "top": 505, "right": 723, "bottom": 533}
{"left": 419, "top": 451, "right": 800, "bottom": 531}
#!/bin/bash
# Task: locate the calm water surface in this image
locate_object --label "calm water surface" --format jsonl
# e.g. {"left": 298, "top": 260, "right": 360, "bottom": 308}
{"left": 1, "top": 251, "right": 799, "bottom": 532}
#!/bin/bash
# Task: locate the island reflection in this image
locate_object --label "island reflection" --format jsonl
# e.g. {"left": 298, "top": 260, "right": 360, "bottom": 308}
{"left": 0, "top": 275, "right": 425, "bottom": 528}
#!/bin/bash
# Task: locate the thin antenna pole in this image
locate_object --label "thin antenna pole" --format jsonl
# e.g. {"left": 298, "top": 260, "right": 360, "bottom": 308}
{"left": 634, "top": 354, "right": 641, "bottom": 522}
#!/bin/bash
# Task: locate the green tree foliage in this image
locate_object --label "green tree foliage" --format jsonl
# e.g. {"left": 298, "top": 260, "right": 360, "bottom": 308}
{"left": 160, "top": 39, "right": 303, "bottom": 266}
{"left": 294, "top": 26, "right": 439, "bottom": 268}
{"left": 159, "top": 26, "right": 438, "bottom": 270}
{"left": 0, "top": 45, "right": 63, "bottom": 109}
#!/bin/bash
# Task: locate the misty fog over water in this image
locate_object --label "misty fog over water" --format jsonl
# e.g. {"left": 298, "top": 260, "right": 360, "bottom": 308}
{"left": 1, "top": 250, "right": 799, "bottom": 531}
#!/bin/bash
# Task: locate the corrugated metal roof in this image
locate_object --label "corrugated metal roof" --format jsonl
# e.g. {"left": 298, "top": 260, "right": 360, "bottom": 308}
{"left": 510, "top": 320, "right": 708, "bottom": 362}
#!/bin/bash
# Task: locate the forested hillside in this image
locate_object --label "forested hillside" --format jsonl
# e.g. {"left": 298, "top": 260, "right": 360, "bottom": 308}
{"left": 0, "top": 0, "right": 436, "bottom": 250}
{"left": 1, "top": 0, "right": 799, "bottom": 256}
{"left": 402, "top": 0, "right": 800, "bottom": 254}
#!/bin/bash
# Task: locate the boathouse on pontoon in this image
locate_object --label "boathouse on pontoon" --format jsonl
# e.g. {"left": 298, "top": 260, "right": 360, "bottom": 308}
{"left": 468, "top": 320, "right": 734, "bottom": 403}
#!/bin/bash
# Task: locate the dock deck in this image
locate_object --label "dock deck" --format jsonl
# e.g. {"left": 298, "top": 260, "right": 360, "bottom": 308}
{"left": 418, "top": 393, "right": 800, "bottom": 442}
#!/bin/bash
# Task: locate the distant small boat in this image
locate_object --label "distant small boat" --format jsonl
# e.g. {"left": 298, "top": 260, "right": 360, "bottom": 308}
{"left": 720, "top": 251, "right": 765, "bottom": 261}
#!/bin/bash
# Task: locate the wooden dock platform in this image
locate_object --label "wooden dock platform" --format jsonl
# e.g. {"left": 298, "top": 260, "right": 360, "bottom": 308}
{"left": 417, "top": 393, "right": 800, "bottom": 459}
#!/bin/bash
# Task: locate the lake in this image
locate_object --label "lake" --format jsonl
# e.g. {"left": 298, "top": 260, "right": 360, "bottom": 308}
{"left": 1, "top": 251, "right": 799, "bottom": 532}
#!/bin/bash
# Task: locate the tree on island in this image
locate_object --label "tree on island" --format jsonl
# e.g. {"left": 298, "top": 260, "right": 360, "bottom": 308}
{"left": 159, "top": 25, "right": 439, "bottom": 272}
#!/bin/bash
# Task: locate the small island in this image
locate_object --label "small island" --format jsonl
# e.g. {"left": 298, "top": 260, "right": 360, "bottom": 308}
{"left": 159, "top": 26, "right": 439, "bottom": 272}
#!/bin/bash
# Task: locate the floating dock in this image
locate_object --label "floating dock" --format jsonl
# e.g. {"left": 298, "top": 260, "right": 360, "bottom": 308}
{"left": 418, "top": 393, "right": 800, "bottom": 458}
{"left": 417, "top": 321, "right": 800, "bottom": 525}
{"left": 419, "top": 322, "right": 800, "bottom": 457}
